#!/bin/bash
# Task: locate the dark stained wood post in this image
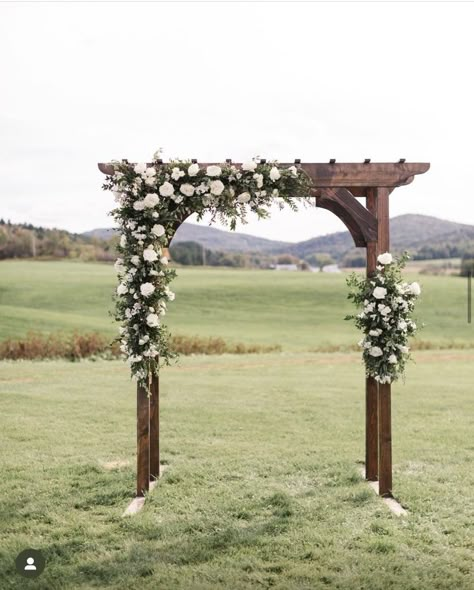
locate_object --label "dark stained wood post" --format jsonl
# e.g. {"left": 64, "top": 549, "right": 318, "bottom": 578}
{"left": 365, "top": 189, "right": 379, "bottom": 481}
{"left": 373, "top": 187, "right": 392, "bottom": 496}
{"left": 149, "top": 374, "right": 160, "bottom": 480}
{"left": 137, "top": 384, "right": 150, "bottom": 496}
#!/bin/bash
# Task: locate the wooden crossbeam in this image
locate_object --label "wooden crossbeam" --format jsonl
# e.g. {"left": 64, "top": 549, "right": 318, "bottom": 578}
{"left": 98, "top": 162, "right": 429, "bottom": 189}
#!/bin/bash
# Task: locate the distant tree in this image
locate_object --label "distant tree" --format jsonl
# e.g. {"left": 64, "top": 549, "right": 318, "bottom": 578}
{"left": 277, "top": 254, "right": 300, "bottom": 265}
{"left": 170, "top": 241, "right": 209, "bottom": 265}
{"left": 341, "top": 251, "right": 366, "bottom": 268}
{"left": 305, "top": 252, "right": 335, "bottom": 269}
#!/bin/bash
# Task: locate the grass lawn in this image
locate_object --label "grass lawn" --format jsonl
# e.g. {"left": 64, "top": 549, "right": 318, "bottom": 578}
{"left": 0, "top": 260, "right": 472, "bottom": 350}
{"left": 1, "top": 351, "right": 473, "bottom": 589}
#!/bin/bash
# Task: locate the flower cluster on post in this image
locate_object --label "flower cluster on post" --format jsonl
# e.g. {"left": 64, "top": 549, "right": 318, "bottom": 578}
{"left": 103, "top": 151, "right": 313, "bottom": 391}
{"left": 346, "top": 252, "right": 421, "bottom": 384}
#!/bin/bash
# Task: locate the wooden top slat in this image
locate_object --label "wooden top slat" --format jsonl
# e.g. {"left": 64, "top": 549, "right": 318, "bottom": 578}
{"left": 98, "top": 162, "right": 429, "bottom": 188}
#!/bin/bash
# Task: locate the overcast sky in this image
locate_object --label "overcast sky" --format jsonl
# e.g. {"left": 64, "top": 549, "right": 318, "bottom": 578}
{"left": 1, "top": 1, "right": 473, "bottom": 242}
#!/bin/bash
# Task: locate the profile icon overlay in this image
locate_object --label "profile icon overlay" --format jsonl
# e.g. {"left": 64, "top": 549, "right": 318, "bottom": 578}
{"left": 15, "top": 549, "right": 46, "bottom": 579}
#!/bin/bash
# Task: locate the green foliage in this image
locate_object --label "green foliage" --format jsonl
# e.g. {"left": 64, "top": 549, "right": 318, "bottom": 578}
{"left": 346, "top": 253, "right": 420, "bottom": 383}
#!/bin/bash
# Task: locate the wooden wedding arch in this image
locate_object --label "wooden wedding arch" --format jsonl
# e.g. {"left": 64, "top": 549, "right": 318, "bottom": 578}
{"left": 99, "top": 160, "right": 429, "bottom": 507}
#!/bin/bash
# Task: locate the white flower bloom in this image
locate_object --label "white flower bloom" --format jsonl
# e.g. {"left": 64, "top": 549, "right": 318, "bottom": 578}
{"left": 134, "top": 162, "right": 147, "bottom": 175}
{"left": 151, "top": 224, "right": 165, "bottom": 238}
{"left": 159, "top": 181, "right": 174, "bottom": 197}
{"left": 180, "top": 183, "right": 195, "bottom": 197}
{"left": 410, "top": 282, "right": 421, "bottom": 296}
{"left": 288, "top": 165, "right": 298, "bottom": 177}
{"left": 373, "top": 286, "right": 387, "bottom": 299}
{"left": 145, "top": 167, "right": 156, "bottom": 177}
{"left": 145, "top": 177, "right": 156, "bottom": 186}
{"left": 388, "top": 354, "right": 398, "bottom": 364}
{"left": 130, "top": 255, "right": 140, "bottom": 266}
{"left": 143, "top": 246, "right": 158, "bottom": 262}
{"left": 253, "top": 173, "right": 264, "bottom": 188}
{"left": 120, "top": 235, "right": 127, "bottom": 248}
{"left": 398, "top": 345, "right": 410, "bottom": 354}
{"left": 146, "top": 313, "right": 160, "bottom": 328}
{"left": 377, "top": 252, "right": 393, "bottom": 265}
{"left": 379, "top": 305, "right": 391, "bottom": 316}
{"left": 171, "top": 194, "right": 184, "bottom": 204}
{"left": 140, "top": 283, "right": 155, "bottom": 297}
{"left": 160, "top": 256, "right": 169, "bottom": 265}
{"left": 133, "top": 200, "right": 145, "bottom": 211}
{"left": 206, "top": 165, "right": 221, "bottom": 177}
{"left": 269, "top": 166, "right": 281, "bottom": 181}
{"left": 210, "top": 180, "right": 225, "bottom": 196}
{"left": 164, "top": 286, "right": 175, "bottom": 301}
{"left": 369, "top": 329, "right": 382, "bottom": 337}
{"left": 114, "top": 258, "right": 125, "bottom": 274}
{"left": 369, "top": 346, "right": 383, "bottom": 357}
{"left": 188, "top": 163, "right": 200, "bottom": 176}
{"left": 237, "top": 192, "right": 251, "bottom": 204}
{"left": 117, "top": 283, "right": 128, "bottom": 295}
{"left": 171, "top": 167, "right": 185, "bottom": 181}
{"left": 143, "top": 193, "right": 159, "bottom": 208}
{"left": 242, "top": 161, "right": 257, "bottom": 171}
{"left": 398, "top": 320, "right": 407, "bottom": 331}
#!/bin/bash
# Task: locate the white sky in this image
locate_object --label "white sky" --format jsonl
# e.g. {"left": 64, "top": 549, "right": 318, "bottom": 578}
{"left": 1, "top": 1, "right": 473, "bottom": 242}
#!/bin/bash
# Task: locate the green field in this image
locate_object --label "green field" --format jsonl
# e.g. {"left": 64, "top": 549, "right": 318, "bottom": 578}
{"left": 0, "top": 260, "right": 472, "bottom": 350}
{"left": 0, "top": 261, "right": 473, "bottom": 588}
{"left": 1, "top": 352, "right": 473, "bottom": 589}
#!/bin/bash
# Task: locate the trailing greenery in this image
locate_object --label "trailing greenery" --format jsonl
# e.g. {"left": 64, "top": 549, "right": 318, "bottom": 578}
{"left": 103, "top": 153, "right": 312, "bottom": 390}
{"left": 346, "top": 253, "right": 421, "bottom": 384}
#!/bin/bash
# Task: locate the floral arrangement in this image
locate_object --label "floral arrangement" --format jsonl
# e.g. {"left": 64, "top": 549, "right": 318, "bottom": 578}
{"left": 346, "top": 252, "right": 421, "bottom": 384}
{"left": 102, "top": 150, "right": 313, "bottom": 391}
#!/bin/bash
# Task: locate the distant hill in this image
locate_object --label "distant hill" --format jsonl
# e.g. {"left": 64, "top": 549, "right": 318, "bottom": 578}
{"left": 83, "top": 214, "right": 474, "bottom": 262}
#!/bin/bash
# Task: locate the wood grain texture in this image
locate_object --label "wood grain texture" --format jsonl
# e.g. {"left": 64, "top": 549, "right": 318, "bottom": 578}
{"left": 98, "top": 162, "right": 429, "bottom": 188}
{"left": 364, "top": 189, "right": 379, "bottom": 481}
{"left": 136, "top": 384, "right": 150, "bottom": 497}
{"left": 378, "top": 383, "right": 392, "bottom": 496}
{"left": 316, "top": 187, "right": 377, "bottom": 246}
{"left": 149, "top": 374, "right": 160, "bottom": 480}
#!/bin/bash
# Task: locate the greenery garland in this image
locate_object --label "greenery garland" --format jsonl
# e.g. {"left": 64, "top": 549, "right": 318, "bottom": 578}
{"left": 345, "top": 252, "right": 421, "bottom": 384}
{"left": 103, "top": 151, "right": 313, "bottom": 391}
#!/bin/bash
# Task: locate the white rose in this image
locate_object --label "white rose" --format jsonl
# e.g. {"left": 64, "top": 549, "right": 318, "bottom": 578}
{"left": 146, "top": 313, "right": 160, "bottom": 328}
{"left": 120, "top": 235, "right": 127, "bottom": 248}
{"left": 237, "top": 192, "right": 251, "bottom": 204}
{"left": 114, "top": 258, "right": 125, "bottom": 274}
{"left": 143, "top": 246, "right": 158, "bottom": 262}
{"left": 117, "top": 283, "right": 128, "bottom": 295}
{"left": 242, "top": 161, "right": 257, "bottom": 171}
{"left": 134, "top": 162, "right": 147, "bottom": 175}
{"left": 269, "top": 166, "right": 281, "bottom": 181}
{"left": 143, "top": 193, "right": 159, "bottom": 208}
{"left": 369, "top": 329, "right": 381, "bottom": 337}
{"left": 206, "top": 165, "right": 221, "bottom": 177}
{"left": 288, "top": 165, "right": 298, "bottom": 177}
{"left": 399, "top": 345, "right": 410, "bottom": 354}
{"left": 140, "top": 283, "right": 155, "bottom": 297}
{"left": 388, "top": 354, "right": 398, "bottom": 364}
{"left": 373, "top": 286, "right": 387, "bottom": 299}
{"left": 180, "top": 183, "right": 195, "bottom": 197}
{"left": 398, "top": 320, "right": 407, "bottom": 331}
{"left": 377, "top": 252, "right": 393, "bottom": 265}
{"left": 253, "top": 173, "right": 263, "bottom": 188}
{"left": 160, "top": 256, "right": 169, "bottom": 266}
{"left": 151, "top": 224, "right": 165, "bottom": 238}
{"left": 130, "top": 255, "right": 140, "bottom": 266}
{"left": 188, "top": 163, "right": 200, "bottom": 176}
{"left": 133, "top": 200, "right": 145, "bottom": 211}
{"left": 379, "top": 305, "right": 391, "bottom": 316}
{"left": 369, "top": 347, "right": 383, "bottom": 357}
{"left": 410, "top": 282, "right": 421, "bottom": 296}
{"left": 171, "top": 167, "right": 185, "bottom": 181}
{"left": 210, "top": 180, "right": 225, "bottom": 196}
{"left": 145, "top": 167, "right": 156, "bottom": 177}
{"left": 159, "top": 182, "right": 174, "bottom": 197}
